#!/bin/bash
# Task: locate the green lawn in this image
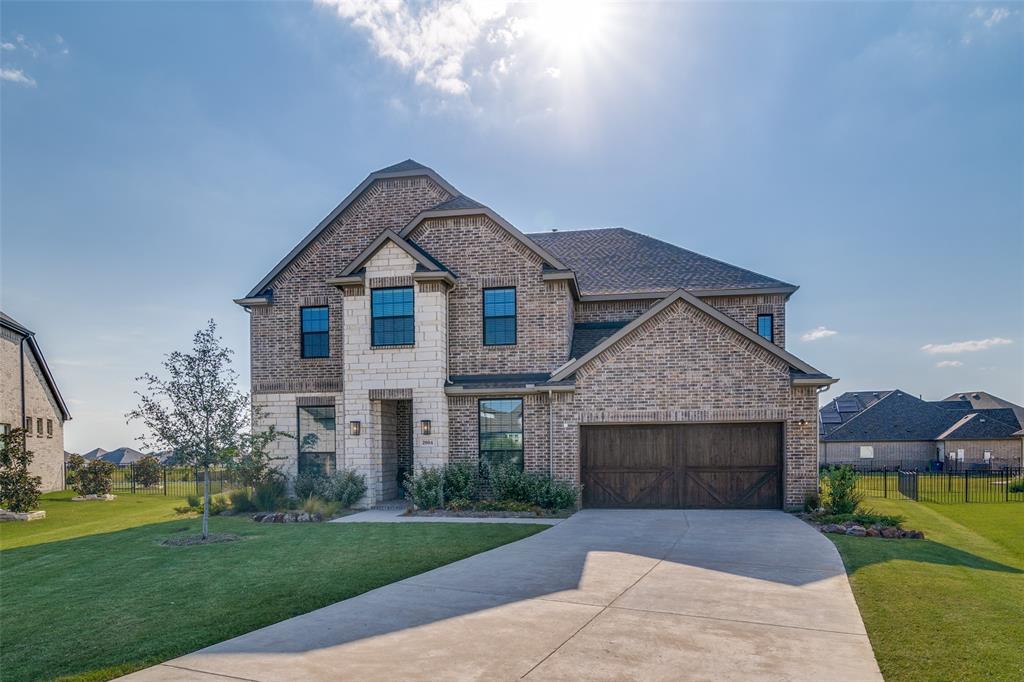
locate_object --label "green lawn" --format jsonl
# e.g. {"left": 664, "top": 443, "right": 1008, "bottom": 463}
{"left": 830, "top": 500, "right": 1024, "bottom": 682}
{"left": 1, "top": 492, "right": 547, "bottom": 681}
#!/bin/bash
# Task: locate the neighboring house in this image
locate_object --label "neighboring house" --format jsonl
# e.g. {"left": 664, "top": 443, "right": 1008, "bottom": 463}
{"left": 81, "top": 447, "right": 108, "bottom": 461}
{"left": 235, "top": 160, "right": 835, "bottom": 510}
{"left": 819, "top": 389, "right": 1024, "bottom": 469}
{"left": 98, "top": 447, "right": 151, "bottom": 465}
{"left": 0, "top": 312, "right": 72, "bottom": 492}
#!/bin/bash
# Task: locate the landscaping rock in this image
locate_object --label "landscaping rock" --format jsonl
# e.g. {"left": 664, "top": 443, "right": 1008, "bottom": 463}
{"left": 0, "top": 509, "right": 46, "bottom": 522}
{"left": 845, "top": 525, "right": 867, "bottom": 536}
{"left": 866, "top": 528, "right": 880, "bottom": 537}
{"left": 71, "top": 494, "right": 116, "bottom": 502}
{"left": 821, "top": 523, "right": 846, "bottom": 534}
{"left": 880, "top": 527, "right": 900, "bottom": 539}
{"left": 905, "top": 530, "right": 925, "bottom": 539}
{"left": 251, "top": 511, "right": 323, "bottom": 523}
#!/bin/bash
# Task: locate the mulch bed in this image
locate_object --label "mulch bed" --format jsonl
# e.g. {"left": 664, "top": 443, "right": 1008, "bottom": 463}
{"left": 160, "top": 533, "right": 242, "bottom": 546}
{"left": 799, "top": 516, "right": 925, "bottom": 539}
{"left": 409, "top": 509, "right": 572, "bottom": 519}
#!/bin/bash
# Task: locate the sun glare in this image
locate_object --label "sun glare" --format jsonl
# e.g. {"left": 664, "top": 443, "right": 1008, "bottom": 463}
{"left": 531, "top": 0, "right": 612, "bottom": 57}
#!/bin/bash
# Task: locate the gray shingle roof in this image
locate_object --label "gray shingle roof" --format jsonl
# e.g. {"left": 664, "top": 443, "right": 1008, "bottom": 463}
{"left": 429, "top": 195, "right": 486, "bottom": 211}
{"left": 822, "top": 390, "right": 959, "bottom": 442}
{"left": 373, "top": 159, "right": 430, "bottom": 174}
{"left": 940, "top": 411, "right": 1022, "bottom": 440}
{"left": 527, "top": 228, "right": 795, "bottom": 296}
{"left": 571, "top": 321, "right": 628, "bottom": 359}
{"left": 819, "top": 390, "right": 893, "bottom": 436}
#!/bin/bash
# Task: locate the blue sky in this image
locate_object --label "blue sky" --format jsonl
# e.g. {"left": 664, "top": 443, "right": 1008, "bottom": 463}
{"left": 2, "top": 1, "right": 1021, "bottom": 452}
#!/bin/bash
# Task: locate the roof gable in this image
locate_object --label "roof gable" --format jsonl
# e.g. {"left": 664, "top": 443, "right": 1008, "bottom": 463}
{"left": 242, "top": 160, "right": 460, "bottom": 299}
{"left": 823, "top": 390, "right": 961, "bottom": 442}
{"left": 336, "top": 230, "right": 448, "bottom": 278}
{"left": 551, "top": 288, "right": 831, "bottom": 383}
{"left": 528, "top": 228, "right": 797, "bottom": 297}
{"left": 1, "top": 312, "right": 72, "bottom": 421}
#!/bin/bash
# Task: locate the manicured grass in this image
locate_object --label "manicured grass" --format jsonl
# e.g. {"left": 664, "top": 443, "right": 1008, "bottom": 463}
{"left": 830, "top": 500, "right": 1024, "bottom": 682}
{"left": 1, "top": 493, "right": 547, "bottom": 681}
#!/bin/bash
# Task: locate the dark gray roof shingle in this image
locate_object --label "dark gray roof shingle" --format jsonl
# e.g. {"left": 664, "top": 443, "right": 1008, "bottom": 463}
{"left": 822, "top": 390, "right": 959, "bottom": 442}
{"left": 571, "top": 321, "right": 628, "bottom": 359}
{"left": 373, "top": 159, "right": 430, "bottom": 174}
{"left": 429, "top": 195, "right": 486, "bottom": 211}
{"left": 527, "top": 228, "right": 795, "bottom": 296}
{"left": 940, "top": 411, "right": 1022, "bottom": 440}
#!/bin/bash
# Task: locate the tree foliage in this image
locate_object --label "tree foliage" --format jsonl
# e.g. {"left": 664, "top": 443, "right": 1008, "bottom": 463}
{"left": 127, "top": 320, "right": 251, "bottom": 539}
{"left": 0, "top": 428, "right": 42, "bottom": 513}
{"left": 133, "top": 455, "right": 162, "bottom": 488}
{"left": 66, "top": 457, "right": 116, "bottom": 497}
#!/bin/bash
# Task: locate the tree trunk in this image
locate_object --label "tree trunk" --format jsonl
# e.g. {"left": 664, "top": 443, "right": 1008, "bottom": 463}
{"left": 202, "top": 465, "right": 210, "bottom": 540}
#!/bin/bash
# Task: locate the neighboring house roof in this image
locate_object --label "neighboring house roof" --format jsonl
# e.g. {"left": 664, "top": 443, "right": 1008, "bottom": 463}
{"left": 942, "top": 391, "right": 1024, "bottom": 435}
{"left": 81, "top": 448, "right": 108, "bottom": 460}
{"left": 819, "top": 391, "right": 894, "bottom": 436}
{"left": 0, "top": 311, "right": 72, "bottom": 421}
{"left": 99, "top": 447, "right": 150, "bottom": 465}
{"left": 550, "top": 288, "right": 833, "bottom": 384}
{"left": 528, "top": 228, "right": 797, "bottom": 298}
{"left": 937, "top": 411, "right": 1022, "bottom": 440}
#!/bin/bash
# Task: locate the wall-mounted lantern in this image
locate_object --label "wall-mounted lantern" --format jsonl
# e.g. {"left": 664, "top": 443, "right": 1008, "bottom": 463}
{"left": 349, "top": 420, "right": 361, "bottom": 436}
{"left": 420, "top": 419, "right": 432, "bottom": 435}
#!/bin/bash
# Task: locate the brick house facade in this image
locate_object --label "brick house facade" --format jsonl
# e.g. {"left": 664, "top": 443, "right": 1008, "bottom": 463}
{"left": 1, "top": 313, "right": 72, "bottom": 492}
{"left": 238, "top": 161, "right": 835, "bottom": 510}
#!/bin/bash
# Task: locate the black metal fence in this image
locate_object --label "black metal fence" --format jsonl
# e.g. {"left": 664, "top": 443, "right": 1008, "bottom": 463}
{"left": 821, "top": 465, "right": 1024, "bottom": 504}
{"left": 62, "top": 462, "right": 243, "bottom": 497}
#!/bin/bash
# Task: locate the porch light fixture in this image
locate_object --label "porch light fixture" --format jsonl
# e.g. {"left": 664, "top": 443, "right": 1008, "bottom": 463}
{"left": 420, "top": 419, "right": 432, "bottom": 435}
{"left": 349, "top": 420, "right": 361, "bottom": 436}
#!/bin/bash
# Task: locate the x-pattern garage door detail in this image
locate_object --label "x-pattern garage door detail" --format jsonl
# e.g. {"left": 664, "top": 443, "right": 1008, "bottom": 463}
{"left": 581, "top": 423, "right": 783, "bottom": 509}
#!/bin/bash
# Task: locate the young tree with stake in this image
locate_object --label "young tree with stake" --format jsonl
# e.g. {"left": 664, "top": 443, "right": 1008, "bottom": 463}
{"left": 127, "top": 320, "right": 249, "bottom": 540}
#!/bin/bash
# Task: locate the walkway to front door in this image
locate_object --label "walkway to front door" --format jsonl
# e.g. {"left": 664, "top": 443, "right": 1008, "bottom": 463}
{"left": 122, "top": 511, "right": 881, "bottom": 681}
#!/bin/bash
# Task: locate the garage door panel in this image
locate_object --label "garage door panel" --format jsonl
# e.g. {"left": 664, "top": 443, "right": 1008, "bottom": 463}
{"left": 581, "top": 423, "right": 782, "bottom": 509}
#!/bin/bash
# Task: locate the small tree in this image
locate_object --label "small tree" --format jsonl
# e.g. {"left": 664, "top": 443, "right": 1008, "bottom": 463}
{"left": 0, "top": 428, "right": 42, "bottom": 513}
{"left": 230, "top": 424, "right": 290, "bottom": 488}
{"left": 67, "top": 458, "right": 116, "bottom": 496}
{"left": 127, "top": 320, "right": 250, "bottom": 540}
{"left": 133, "top": 455, "right": 162, "bottom": 488}
{"left": 821, "top": 465, "right": 863, "bottom": 515}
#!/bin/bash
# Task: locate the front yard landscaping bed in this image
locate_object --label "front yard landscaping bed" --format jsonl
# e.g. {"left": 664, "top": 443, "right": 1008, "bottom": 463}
{"left": 828, "top": 499, "right": 1024, "bottom": 682}
{"left": 409, "top": 508, "right": 573, "bottom": 519}
{"left": 1, "top": 491, "right": 548, "bottom": 681}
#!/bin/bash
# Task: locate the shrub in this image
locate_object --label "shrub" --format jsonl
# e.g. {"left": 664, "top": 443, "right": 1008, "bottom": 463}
{"left": 821, "top": 465, "right": 862, "bottom": 515}
{"left": 207, "top": 494, "right": 230, "bottom": 515}
{"left": 228, "top": 488, "right": 256, "bottom": 513}
{"left": 133, "top": 456, "right": 162, "bottom": 488}
{"left": 186, "top": 494, "right": 202, "bottom": 508}
{"left": 0, "top": 428, "right": 42, "bottom": 513}
{"left": 292, "top": 472, "right": 320, "bottom": 501}
{"left": 803, "top": 491, "right": 822, "bottom": 513}
{"left": 1010, "top": 479, "right": 1024, "bottom": 494}
{"left": 293, "top": 469, "right": 367, "bottom": 508}
{"left": 475, "top": 499, "right": 536, "bottom": 513}
{"left": 302, "top": 495, "right": 339, "bottom": 517}
{"left": 253, "top": 476, "right": 287, "bottom": 512}
{"left": 443, "top": 463, "right": 478, "bottom": 502}
{"left": 405, "top": 467, "right": 444, "bottom": 509}
{"left": 815, "top": 511, "right": 904, "bottom": 528}
{"left": 69, "top": 459, "right": 117, "bottom": 497}
{"left": 487, "top": 462, "right": 532, "bottom": 503}
{"left": 487, "top": 462, "right": 579, "bottom": 509}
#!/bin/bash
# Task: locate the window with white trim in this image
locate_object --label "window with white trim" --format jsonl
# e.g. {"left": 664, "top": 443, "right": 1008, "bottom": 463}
{"left": 859, "top": 445, "right": 874, "bottom": 459}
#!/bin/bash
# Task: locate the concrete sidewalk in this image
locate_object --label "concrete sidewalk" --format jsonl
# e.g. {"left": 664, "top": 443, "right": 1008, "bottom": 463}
{"left": 122, "top": 510, "right": 881, "bottom": 681}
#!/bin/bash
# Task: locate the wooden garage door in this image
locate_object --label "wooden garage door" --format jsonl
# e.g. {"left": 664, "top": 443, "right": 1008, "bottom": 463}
{"left": 580, "top": 423, "right": 782, "bottom": 509}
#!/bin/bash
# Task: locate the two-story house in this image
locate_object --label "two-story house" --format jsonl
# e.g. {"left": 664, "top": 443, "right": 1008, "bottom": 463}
{"left": 235, "top": 161, "right": 835, "bottom": 510}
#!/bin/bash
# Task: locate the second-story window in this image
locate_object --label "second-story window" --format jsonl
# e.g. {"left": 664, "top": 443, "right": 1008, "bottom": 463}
{"left": 757, "top": 314, "right": 774, "bottom": 343}
{"left": 483, "top": 288, "right": 516, "bottom": 346}
{"left": 47, "top": 419, "right": 53, "bottom": 437}
{"left": 301, "top": 306, "right": 329, "bottom": 358}
{"left": 372, "top": 287, "right": 414, "bottom": 346}
{"left": 36, "top": 417, "right": 43, "bottom": 436}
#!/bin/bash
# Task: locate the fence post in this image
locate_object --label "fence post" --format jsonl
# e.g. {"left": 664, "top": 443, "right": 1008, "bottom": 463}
{"left": 163, "top": 465, "right": 168, "bottom": 496}
{"left": 884, "top": 469, "right": 888, "bottom": 498}
{"left": 964, "top": 469, "right": 968, "bottom": 503}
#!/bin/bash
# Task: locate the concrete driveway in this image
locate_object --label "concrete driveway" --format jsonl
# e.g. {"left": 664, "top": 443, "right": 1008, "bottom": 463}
{"left": 123, "top": 510, "right": 881, "bottom": 681}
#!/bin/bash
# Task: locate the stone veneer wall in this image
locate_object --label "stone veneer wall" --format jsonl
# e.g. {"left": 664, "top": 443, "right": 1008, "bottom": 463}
{"left": 408, "top": 215, "right": 574, "bottom": 375}
{"left": 342, "top": 242, "right": 449, "bottom": 505}
{"left": 0, "top": 327, "right": 66, "bottom": 492}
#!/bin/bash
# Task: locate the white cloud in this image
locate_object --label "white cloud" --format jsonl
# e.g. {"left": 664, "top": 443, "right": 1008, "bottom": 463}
{"left": 317, "top": 0, "right": 516, "bottom": 95}
{"left": 936, "top": 360, "right": 964, "bottom": 368}
{"left": 801, "top": 326, "right": 838, "bottom": 342}
{"left": 0, "top": 68, "right": 36, "bottom": 87}
{"left": 921, "top": 337, "right": 1013, "bottom": 354}
{"left": 545, "top": 66, "right": 561, "bottom": 79}
{"left": 972, "top": 6, "right": 1013, "bottom": 29}
{"left": 1, "top": 42, "right": 14, "bottom": 51}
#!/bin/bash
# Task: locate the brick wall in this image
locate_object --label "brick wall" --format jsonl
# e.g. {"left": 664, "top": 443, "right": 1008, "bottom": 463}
{"left": 0, "top": 328, "right": 66, "bottom": 492}
{"left": 943, "top": 439, "right": 1024, "bottom": 467}
{"left": 250, "top": 176, "right": 452, "bottom": 395}
{"left": 574, "top": 299, "right": 654, "bottom": 324}
{"left": 702, "top": 293, "right": 787, "bottom": 348}
{"left": 409, "top": 215, "right": 574, "bottom": 375}
{"left": 820, "top": 441, "right": 937, "bottom": 468}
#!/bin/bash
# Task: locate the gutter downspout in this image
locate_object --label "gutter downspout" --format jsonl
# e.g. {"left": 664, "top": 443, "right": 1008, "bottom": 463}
{"left": 548, "top": 388, "right": 554, "bottom": 479}
{"left": 19, "top": 335, "right": 28, "bottom": 451}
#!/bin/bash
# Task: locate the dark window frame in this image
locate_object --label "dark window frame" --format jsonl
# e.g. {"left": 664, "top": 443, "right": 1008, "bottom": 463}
{"left": 482, "top": 287, "right": 517, "bottom": 346}
{"left": 371, "top": 286, "right": 415, "bottom": 347}
{"left": 757, "top": 314, "right": 774, "bottom": 343}
{"left": 36, "top": 417, "right": 43, "bottom": 436}
{"left": 296, "top": 405, "right": 337, "bottom": 476}
{"left": 46, "top": 419, "right": 53, "bottom": 437}
{"left": 478, "top": 397, "right": 525, "bottom": 473}
{"left": 300, "top": 306, "right": 330, "bottom": 358}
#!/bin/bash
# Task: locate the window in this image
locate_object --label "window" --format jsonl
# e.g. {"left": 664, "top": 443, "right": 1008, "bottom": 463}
{"left": 0, "top": 423, "right": 9, "bottom": 436}
{"left": 36, "top": 418, "right": 43, "bottom": 436}
{"left": 479, "top": 399, "right": 524, "bottom": 471}
{"left": 983, "top": 451, "right": 992, "bottom": 462}
{"left": 859, "top": 445, "right": 874, "bottom": 459}
{"left": 483, "top": 288, "right": 517, "bottom": 345}
{"left": 301, "top": 306, "right": 329, "bottom": 358}
{"left": 371, "top": 287, "right": 414, "bottom": 346}
{"left": 757, "top": 314, "right": 774, "bottom": 342}
{"left": 25, "top": 417, "right": 32, "bottom": 433}
{"left": 297, "top": 405, "right": 336, "bottom": 476}
{"left": 46, "top": 419, "right": 53, "bottom": 438}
